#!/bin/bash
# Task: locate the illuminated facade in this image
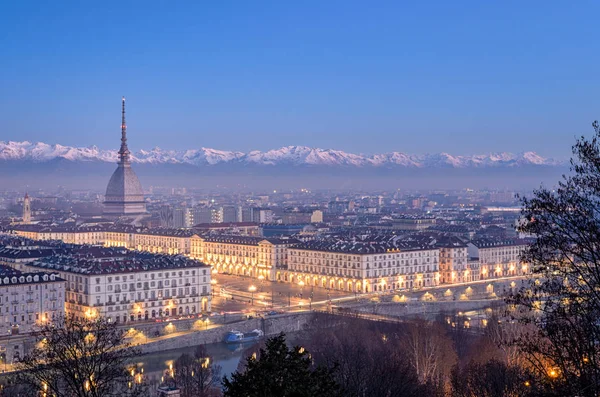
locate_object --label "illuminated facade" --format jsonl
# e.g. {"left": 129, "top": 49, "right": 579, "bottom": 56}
{"left": 438, "top": 238, "right": 470, "bottom": 284}
{"left": 0, "top": 268, "right": 64, "bottom": 336}
{"left": 13, "top": 225, "right": 106, "bottom": 245}
{"left": 133, "top": 230, "right": 193, "bottom": 255}
{"left": 20, "top": 252, "right": 211, "bottom": 323}
{"left": 190, "top": 235, "right": 295, "bottom": 280}
{"left": 467, "top": 239, "right": 530, "bottom": 280}
{"left": 284, "top": 241, "right": 440, "bottom": 293}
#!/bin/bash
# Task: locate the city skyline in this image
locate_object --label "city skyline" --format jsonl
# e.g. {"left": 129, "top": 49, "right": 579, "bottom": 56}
{"left": 2, "top": 2, "right": 600, "bottom": 157}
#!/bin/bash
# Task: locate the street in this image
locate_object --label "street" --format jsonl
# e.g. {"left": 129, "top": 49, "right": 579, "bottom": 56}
{"left": 211, "top": 273, "right": 352, "bottom": 313}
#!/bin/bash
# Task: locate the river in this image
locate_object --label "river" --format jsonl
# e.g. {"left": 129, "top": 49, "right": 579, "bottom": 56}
{"left": 134, "top": 340, "right": 258, "bottom": 386}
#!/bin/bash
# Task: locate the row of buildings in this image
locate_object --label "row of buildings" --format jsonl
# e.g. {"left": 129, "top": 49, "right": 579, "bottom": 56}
{"left": 9, "top": 224, "right": 530, "bottom": 294}
{"left": 0, "top": 237, "right": 212, "bottom": 335}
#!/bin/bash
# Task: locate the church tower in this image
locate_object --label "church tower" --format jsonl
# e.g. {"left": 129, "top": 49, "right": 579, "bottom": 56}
{"left": 22, "top": 193, "right": 31, "bottom": 224}
{"left": 103, "top": 97, "right": 146, "bottom": 216}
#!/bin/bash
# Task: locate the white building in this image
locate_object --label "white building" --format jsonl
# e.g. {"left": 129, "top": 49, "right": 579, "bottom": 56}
{"left": 467, "top": 238, "right": 530, "bottom": 279}
{"left": 285, "top": 238, "right": 440, "bottom": 293}
{"left": 0, "top": 266, "right": 64, "bottom": 336}
{"left": 310, "top": 210, "right": 323, "bottom": 223}
{"left": 190, "top": 235, "right": 297, "bottom": 281}
{"left": 437, "top": 237, "right": 470, "bottom": 284}
{"left": 20, "top": 249, "right": 211, "bottom": 323}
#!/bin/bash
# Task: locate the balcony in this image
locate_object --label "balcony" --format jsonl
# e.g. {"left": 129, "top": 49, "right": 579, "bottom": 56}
{"left": 200, "top": 292, "right": 210, "bottom": 296}
{"left": 10, "top": 300, "right": 18, "bottom": 305}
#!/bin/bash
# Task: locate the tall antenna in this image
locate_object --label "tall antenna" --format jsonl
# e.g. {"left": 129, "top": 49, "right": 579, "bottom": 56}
{"left": 119, "top": 96, "right": 130, "bottom": 163}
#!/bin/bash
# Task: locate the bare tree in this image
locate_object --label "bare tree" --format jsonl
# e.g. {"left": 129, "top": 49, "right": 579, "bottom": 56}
{"left": 13, "top": 315, "right": 146, "bottom": 397}
{"left": 402, "top": 320, "right": 457, "bottom": 387}
{"left": 485, "top": 313, "right": 529, "bottom": 367}
{"left": 174, "top": 345, "right": 222, "bottom": 397}
{"left": 309, "top": 319, "right": 430, "bottom": 396}
{"left": 509, "top": 121, "right": 600, "bottom": 396}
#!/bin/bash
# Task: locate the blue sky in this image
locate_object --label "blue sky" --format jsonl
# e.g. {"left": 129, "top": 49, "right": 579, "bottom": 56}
{"left": 1, "top": 1, "right": 599, "bottom": 158}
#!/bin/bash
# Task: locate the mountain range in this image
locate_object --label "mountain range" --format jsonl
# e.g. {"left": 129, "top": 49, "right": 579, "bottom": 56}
{"left": 0, "top": 141, "right": 564, "bottom": 169}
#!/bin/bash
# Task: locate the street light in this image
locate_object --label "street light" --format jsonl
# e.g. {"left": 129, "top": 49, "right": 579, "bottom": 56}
{"left": 249, "top": 285, "right": 257, "bottom": 306}
{"left": 299, "top": 280, "right": 305, "bottom": 299}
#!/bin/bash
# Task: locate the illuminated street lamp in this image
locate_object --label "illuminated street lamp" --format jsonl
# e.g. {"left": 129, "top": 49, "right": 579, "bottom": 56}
{"left": 249, "top": 285, "right": 257, "bottom": 305}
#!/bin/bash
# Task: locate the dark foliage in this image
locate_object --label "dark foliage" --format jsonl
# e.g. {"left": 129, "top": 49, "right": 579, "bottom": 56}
{"left": 222, "top": 333, "right": 341, "bottom": 397}
{"left": 451, "top": 360, "right": 534, "bottom": 397}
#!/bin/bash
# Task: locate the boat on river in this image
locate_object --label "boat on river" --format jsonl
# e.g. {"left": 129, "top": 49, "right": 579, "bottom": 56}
{"left": 224, "top": 329, "right": 264, "bottom": 344}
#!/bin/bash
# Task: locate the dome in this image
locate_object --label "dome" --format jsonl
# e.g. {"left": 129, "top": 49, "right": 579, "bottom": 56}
{"left": 103, "top": 163, "right": 146, "bottom": 215}
{"left": 303, "top": 224, "right": 317, "bottom": 232}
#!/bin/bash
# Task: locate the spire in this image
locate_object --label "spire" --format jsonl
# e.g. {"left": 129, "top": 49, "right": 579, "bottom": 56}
{"left": 118, "top": 96, "right": 130, "bottom": 163}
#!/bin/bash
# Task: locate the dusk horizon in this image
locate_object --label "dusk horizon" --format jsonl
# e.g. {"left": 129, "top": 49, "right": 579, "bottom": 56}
{"left": 2, "top": 2, "right": 600, "bottom": 396}
{"left": 3, "top": 2, "right": 600, "bottom": 158}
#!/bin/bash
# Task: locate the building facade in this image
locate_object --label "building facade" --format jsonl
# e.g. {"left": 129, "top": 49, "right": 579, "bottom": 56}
{"left": 0, "top": 266, "right": 64, "bottom": 337}
{"left": 21, "top": 251, "right": 211, "bottom": 323}
{"left": 284, "top": 239, "right": 440, "bottom": 293}
{"left": 467, "top": 238, "right": 530, "bottom": 279}
{"left": 438, "top": 238, "right": 470, "bottom": 284}
{"left": 190, "top": 235, "right": 295, "bottom": 281}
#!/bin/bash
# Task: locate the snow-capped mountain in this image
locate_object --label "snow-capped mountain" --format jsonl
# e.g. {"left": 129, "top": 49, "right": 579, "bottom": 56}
{"left": 0, "top": 141, "right": 563, "bottom": 168}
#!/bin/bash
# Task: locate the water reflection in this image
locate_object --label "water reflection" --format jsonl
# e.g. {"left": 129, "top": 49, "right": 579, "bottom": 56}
{"left": 136, "top": 340, "right": 258, "bottom": 386}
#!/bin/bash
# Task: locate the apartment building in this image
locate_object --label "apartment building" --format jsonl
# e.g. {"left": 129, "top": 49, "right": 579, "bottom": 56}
{"left": 467, "top": 238, "right": 530, "bottom": 279}
{"left": 20, "top": 248, "right": 211, "bottom": 323}
{"left": 0, "top": 265, "right": 64, "bottom": 336}
{"left": 133, "top": 229, "right": 194, "bottom": 255}
{"left": 284, "top": 237, "right": 440, "bottom": 293}
{"left": 437, "top": 237, "right": 471, "bottom": 284}
{"left": 190, "top": 235, "right": 297, "bottom": 280}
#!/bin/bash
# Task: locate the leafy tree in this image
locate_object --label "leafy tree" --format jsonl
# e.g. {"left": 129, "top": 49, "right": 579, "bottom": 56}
{"left": 174, "top": 345, "right": 222, "bottom": 397}
{"left": 13, "top": 315, "right": 146, "bottom": 397}
{"left": 222, "top": 333, "right": 340, "bottom": 397}
{"left": 510, "top": 121, "right": 600, "bottom": 396}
